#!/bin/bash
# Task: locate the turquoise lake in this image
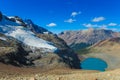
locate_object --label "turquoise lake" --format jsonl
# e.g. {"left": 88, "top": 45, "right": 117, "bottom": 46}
{"left": 81, "top": 58, "right": 108, "bottom": 71}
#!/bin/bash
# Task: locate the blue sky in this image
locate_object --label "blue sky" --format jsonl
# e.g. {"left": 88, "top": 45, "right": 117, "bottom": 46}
{"left": 0, "top": 0, "right": 120, "bottom": 33}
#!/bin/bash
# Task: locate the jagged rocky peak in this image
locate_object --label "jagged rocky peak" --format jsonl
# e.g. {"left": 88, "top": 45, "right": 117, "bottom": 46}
{"left": 0, "top": 11, "right": 57, "bottom": 53}
{"left": 8, "top": 16, "right": 27, "bottom": 27}
{"left": 25, "top": 19, "right": 51, "bottom": 34}
{"left": 58, "top": 29, "right": 120, "bottom": 50}
{"left": 0, "top": 11, "right": 51, "bottom": 34}
{"left": 59, "top": 29, "right": 120, "bottom": 45}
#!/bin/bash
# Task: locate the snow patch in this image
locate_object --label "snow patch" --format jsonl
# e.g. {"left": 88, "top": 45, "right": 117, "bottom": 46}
{"left": 8, "top": 16, "right": 15, "bottom": 19}
{"left": 43, "top": 32, "right": 49, "bottom": 34}
{"left": 7, "top": 28, "right": 57, "bottom": 52}
{"left": 0, "top": 37, "right": 6, "bottom": 41}
{"left": 8, "top": 16, "right": 23, "bottom": 25}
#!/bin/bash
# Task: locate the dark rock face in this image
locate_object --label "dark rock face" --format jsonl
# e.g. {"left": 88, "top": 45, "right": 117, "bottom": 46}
{"left": 0, "top": 34, "right": 30, "bottom": 66}
{"left": 0, "top": 33, "right": 80, "bottom": 69}
{"left": 0, "top": 11, "right": 2, "bottom": 21}
{"left": 37, "top": 34, "right": 80, "bottom": 69}
{"left": 32, "top": 53, "right": 69, "bottom": 69}
{"left": 25, "top": 19, "right": 51, "bottom": 34}
{"left": 8, "top": 16, "right": 27, "bottom": 27}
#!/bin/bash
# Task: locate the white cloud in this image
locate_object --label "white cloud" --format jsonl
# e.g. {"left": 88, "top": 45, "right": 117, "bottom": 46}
{"left": 83, "top": 23, "right": 107, "bottom": 29}
{"left": 46, "top": 23, "right": 57, "bottom": 27}
{"left": 108, "top": 23, "right": 117, "bottom": 26}
{"left": 83, "top": 23, "right": 98, "bottom": 28}
{"left": 64, "top": 18, "right": 76, "bottom": 23}
{"left": 71, "top": 11, "right": 81, "bottom": 17}
{"left": 92, "top": 17, "right": 105, "bottom": 22}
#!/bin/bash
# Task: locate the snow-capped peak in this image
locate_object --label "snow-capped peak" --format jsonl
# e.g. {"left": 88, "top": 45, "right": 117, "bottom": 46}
{"left": 0, "top": 15, "right": 57, "bottom": 52}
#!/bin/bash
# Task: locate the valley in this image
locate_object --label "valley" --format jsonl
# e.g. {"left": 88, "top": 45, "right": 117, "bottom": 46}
{"left": 59, "top": 29, "right": 120, "bottom": 70}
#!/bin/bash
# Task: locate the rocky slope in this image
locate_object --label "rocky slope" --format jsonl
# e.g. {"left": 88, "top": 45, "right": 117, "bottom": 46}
{"left": 0, "top": 11, "right": 80, "bottom": 69}
{"left": 58, "top": 28, "right": 120, "bottom": 50}
{"left": 78, "top": 37, "right": 120, "bottom": 70}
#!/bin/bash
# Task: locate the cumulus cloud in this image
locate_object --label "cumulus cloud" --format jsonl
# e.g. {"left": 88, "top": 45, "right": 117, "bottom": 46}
{"left": 71, "top": 11, "right": 81, "bottom": 17}
{"left": 108, "top": 23, "right": 117, "bottom": 26}
{"left": 64, "top": 18, "right": 76, "bottom": 23}
{"left": 46, "top": 23, "right": 57, "bottom": 27}
{"left": 92, "top": 17, "right": 105, "bottom": 22}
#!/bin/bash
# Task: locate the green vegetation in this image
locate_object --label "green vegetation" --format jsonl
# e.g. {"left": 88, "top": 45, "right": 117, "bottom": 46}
{"left": 70, "top": 43, "right": 91, "bottom": 51}
{"left": 76, "top": 48, "right": 91, "bottom": 55}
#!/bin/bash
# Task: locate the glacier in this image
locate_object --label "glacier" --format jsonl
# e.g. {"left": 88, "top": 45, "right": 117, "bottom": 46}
{"left": 0, "top": 15, "right": 57, "bottom": 52}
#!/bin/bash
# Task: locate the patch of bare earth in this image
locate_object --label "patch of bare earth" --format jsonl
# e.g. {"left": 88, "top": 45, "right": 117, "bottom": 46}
{"left": 0, "top": 63, "right": 120, "bottom": 80}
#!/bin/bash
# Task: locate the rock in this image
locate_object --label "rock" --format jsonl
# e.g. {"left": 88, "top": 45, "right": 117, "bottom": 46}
{"left": 9, "top": 16, "right": 27, "bottom": 27}
{"left": 33, "top": 53, "right": 69, "bottom": 69}
{"left": 0, "top": 33, "right": 31, "bottom": 66}
{"left": 25, "top": 19, "right": 51, "bottom": 34}
{"left": 36, "top": 34, "right": 80, "bottom": 69}
{"left": 29, "top": 77, "right": 35, "bottom": 80}
{"left": 0, "top": 31, "right": 80, "bottom": 70}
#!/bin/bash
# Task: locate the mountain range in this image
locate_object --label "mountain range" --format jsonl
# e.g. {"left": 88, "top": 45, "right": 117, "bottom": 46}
{"left": 1, "top": 11, "right": 120, "bottom": 71}
{"left": 58, "top": 28, "right": 120, "bottom": 51}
